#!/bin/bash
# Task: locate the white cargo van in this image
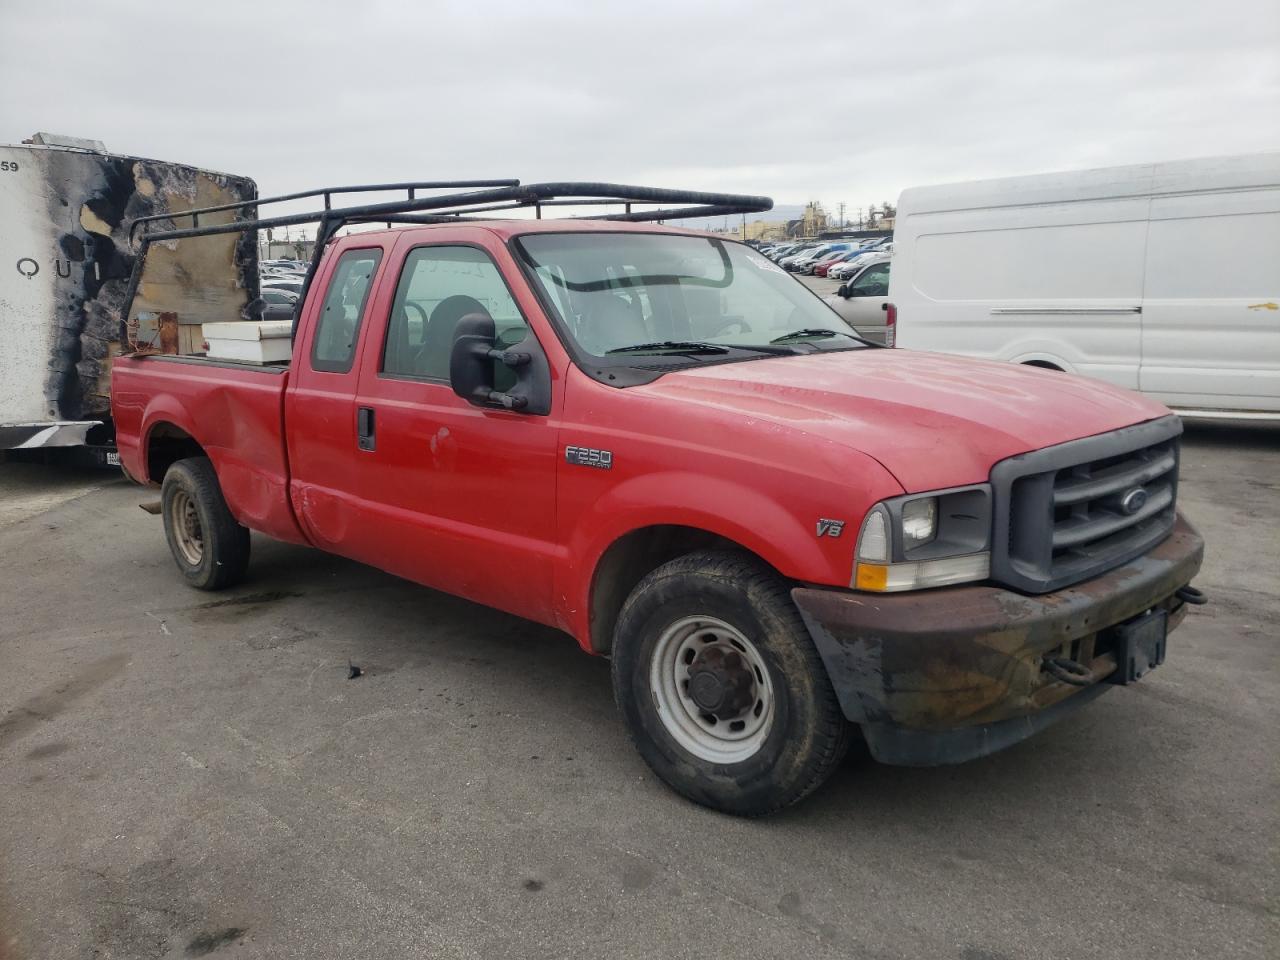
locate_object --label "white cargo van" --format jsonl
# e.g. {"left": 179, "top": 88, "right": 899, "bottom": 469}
{"left": 889, "top": 153, "right": 1280, "bottom": 418}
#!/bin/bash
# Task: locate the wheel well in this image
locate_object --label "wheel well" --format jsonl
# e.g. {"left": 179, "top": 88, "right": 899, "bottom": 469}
{"left": 587, "top": 525, "right": 767, "bottom": 655}
{"left": 1022, "top": 360, "right": 1064, "bottom": 372}
{"left": 146, "top": 422, "right": 206, "bottom": 484}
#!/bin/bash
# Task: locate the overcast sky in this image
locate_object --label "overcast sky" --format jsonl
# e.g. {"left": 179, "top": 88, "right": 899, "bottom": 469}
{"left": 2, "top": 0, "right": 1278, "bottom": 220}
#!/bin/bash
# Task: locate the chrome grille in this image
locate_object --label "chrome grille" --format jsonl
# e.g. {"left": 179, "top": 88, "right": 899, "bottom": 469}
{"left": 991, "top": 416, "right": 1182, "bottom": 594}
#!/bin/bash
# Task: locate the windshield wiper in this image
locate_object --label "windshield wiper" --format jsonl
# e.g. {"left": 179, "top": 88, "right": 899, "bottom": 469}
{"left": 770, "top": 328, "right": 861, "bottom": 344}
{"left": 606, "top": 341, "right": 730, "bottom": 355}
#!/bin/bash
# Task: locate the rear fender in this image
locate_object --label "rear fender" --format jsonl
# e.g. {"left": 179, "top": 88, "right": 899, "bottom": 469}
{"left": 140, "top": 390, "right": 305, "bottom": 545}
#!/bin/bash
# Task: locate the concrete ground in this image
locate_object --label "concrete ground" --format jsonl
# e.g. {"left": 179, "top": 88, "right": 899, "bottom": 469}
{"left": 1, "top": 421, "right": 1277, "bottom": 960}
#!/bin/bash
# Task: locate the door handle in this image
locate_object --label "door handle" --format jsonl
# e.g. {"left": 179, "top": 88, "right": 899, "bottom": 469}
{"left": 357, "top": 406, "right": 376, "bottom": 451}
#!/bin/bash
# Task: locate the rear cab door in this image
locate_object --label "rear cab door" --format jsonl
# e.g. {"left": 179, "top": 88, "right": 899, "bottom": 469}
{"left": 285, "top": 237, "right": 393, "bottom": 552}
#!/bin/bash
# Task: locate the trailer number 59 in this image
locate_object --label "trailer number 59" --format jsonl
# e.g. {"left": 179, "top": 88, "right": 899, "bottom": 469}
{"left": 0, "top": 161, "right": 18, "bottom": 172}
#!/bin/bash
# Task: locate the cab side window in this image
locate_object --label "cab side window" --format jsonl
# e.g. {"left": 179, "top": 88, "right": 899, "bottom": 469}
{"left": 311, "top": 248, "right": 383, "bottom": 373}
{"left": 382, "top": 245, "right": 529, "bottom": 385}
{"left": 849, "top": 262, "right": 890, "bottom": 296}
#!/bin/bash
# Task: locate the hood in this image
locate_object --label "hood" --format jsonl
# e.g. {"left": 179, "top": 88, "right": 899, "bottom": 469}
{"left": 634, "top": 349, "right": 1170, "bottom": 492}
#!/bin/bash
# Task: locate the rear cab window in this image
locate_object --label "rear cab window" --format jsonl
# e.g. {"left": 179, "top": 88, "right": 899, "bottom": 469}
{"left": 311, "top": 248, "right": 384, "bottom": 373}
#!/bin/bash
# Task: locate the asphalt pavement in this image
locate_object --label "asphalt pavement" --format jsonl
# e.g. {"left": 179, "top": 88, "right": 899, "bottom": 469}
{"left": 1, "top": 420, "right": 1276, "bottom": 960}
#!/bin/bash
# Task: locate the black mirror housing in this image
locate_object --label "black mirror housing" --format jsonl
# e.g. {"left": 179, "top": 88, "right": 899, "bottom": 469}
{"left": 449, "top": 313, "right": 553, "bottom": 416}
{"left": 836, "top": 284, "right": 849, "bottom": 298}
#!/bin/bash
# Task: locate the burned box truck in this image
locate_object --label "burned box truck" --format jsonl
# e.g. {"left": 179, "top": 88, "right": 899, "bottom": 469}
{"left": 0, "top": 132, "right": 256, "bottom": 462}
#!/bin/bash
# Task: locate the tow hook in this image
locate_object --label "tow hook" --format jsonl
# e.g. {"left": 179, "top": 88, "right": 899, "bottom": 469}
{"left": 1042, "top": 656, "right": 1093, "bottom": 686}
{"left": 1176, "top": 585, "right": 1208, "bottom": 605}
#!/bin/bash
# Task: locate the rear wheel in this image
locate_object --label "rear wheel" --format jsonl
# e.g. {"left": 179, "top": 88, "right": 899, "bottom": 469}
{"left": 161, "top": 457, "right": 250, "bottom": 590}
{"left": 611, "top": 550, "right": 850, "bottom": 816}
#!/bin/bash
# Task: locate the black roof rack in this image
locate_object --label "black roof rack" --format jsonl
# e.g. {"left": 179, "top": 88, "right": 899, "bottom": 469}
{"left": 127, "top": 180, "right": 773, "bottom": 248}
{"left": 121, "top": 180, "right": 772, "bottom": 341}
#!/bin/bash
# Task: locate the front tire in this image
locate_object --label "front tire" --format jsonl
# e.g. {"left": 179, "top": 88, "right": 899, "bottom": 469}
{"left": 611, "top": 551, "right": 850, "bottom": 816}
{"left": 161, "top": 457, "right": 250, "bottom": 590}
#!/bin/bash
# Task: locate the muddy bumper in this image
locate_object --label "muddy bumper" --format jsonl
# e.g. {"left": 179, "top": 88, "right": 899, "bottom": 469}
{"left": 792, "top": 516, "right": 1205, "bottom": 766}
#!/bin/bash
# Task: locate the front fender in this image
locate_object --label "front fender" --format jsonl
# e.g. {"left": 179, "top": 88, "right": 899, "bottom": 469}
{"left": 555, "top": 466, "right": 896, "bottom": 648}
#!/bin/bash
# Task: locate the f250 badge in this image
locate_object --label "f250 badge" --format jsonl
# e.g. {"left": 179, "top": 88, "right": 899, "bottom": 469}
{"left": 816, "top": 518, "right": 845, "bottom": 538}
{"left": 565, "top": 445, "right": 613, "bottom": 470}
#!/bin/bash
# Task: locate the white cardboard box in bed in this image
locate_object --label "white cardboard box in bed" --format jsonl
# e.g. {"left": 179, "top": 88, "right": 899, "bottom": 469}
{"left": 202, "top": 321, "right": 293, "bottom": 364}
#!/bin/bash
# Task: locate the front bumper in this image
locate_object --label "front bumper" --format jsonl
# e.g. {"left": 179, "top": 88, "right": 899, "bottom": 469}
{"left": 792, "top": 515, "right": 1204, "bottom": 766}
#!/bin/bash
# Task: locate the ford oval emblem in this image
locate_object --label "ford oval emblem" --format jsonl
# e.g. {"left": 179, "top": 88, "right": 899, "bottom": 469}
{"left": 1120, "top": 487, "right": 1148, "bottom": 515}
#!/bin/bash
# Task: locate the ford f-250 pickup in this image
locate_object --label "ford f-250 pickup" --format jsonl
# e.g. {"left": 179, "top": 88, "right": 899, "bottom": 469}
{"left": 111, "top": 181, "right": 1205, "bottom": 815}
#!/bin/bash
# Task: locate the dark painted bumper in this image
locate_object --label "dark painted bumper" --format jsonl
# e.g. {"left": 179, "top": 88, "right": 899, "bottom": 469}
{"left": 792, "top": 515, "right": 1205, "bottom": 766}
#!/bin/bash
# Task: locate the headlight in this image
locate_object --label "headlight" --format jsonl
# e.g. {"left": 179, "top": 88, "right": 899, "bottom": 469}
{"left": 854, "top": 486, "right": 992, "bottom": 592}
{"left": 901, "top": 497, "right": 937, "bottom": 546}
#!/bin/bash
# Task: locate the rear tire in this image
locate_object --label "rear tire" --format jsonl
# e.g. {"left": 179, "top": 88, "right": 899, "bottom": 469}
{"left": 161, "top": 457, "right": 250, "bottom": 590}
{"left": 611, "top": 550, "right": 850, "bottom": 816}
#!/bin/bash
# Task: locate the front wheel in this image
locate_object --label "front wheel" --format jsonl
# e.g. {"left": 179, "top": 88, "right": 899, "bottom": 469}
{"left": 611, "top": 551, "right": 850, "bottom": 816}
{"left": 161, "top": 457, "right": 250, "bottom": 590}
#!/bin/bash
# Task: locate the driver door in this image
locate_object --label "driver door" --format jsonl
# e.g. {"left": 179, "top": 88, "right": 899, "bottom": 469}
{"left": 347, "top": 237, "right": 561, "bottom": 626}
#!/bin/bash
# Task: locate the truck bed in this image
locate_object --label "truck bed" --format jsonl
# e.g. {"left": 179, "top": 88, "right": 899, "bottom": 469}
{"left": 111, "top": 353, "right": 305, "bottom": 544}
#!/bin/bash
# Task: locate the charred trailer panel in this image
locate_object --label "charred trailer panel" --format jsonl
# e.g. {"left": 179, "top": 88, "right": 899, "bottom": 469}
{"left": 0, "top": 134, "right": 256, "bottom": 451}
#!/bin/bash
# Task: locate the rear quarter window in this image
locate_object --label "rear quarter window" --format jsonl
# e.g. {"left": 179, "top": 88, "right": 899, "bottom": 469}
{"left": 311, "top": 248, "right": 383, "bottom": 373}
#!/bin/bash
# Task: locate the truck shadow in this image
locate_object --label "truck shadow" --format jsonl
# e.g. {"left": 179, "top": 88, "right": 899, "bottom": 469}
{"left": 240, "top": 533, "right": 1192, "bottom": 841}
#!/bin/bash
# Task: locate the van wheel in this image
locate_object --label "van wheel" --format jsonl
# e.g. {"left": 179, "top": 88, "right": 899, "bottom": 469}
{"left": 611, "top": 551, "right": 850, "bottom": 816}
{"left": 161, "top": 457, "right": 250, "bottom": 590}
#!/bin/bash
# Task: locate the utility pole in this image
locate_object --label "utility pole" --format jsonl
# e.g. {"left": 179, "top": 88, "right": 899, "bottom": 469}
{"left": 838, "top": 202, "right": 846, "bottom": 228}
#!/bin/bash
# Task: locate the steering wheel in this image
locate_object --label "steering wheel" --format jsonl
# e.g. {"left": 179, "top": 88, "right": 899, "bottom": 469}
{"left": 711, "top": 319, "right": 752, "bottom": 336}
{"left": 404, "top": 300, "right": 429, "bottom": 327}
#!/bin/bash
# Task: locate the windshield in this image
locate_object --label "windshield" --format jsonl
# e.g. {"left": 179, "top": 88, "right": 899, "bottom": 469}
{"left": 515, "top": 232, "right": 867, "bottom": 361}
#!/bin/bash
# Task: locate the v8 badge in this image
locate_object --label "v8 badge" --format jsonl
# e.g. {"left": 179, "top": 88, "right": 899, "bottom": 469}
{"left": 816, "top": 518, "right": 845, "bottom": 538}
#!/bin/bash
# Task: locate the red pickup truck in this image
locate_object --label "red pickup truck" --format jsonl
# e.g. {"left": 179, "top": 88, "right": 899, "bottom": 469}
{"left": 112, "top": 182, "right": 1205, "bottom": 815}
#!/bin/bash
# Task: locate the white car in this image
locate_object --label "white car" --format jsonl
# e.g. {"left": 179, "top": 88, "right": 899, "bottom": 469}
{"left": 778, "top": 245, "right": 824, "bottom": 269}
{"left": 824, "top": 253, "right": 892, "bottom": 342}
{"left": 829, "top": 244, "right": 891, "bottom": 280}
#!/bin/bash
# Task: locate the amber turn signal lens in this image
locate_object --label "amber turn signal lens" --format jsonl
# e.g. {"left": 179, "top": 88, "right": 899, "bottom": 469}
{"left": 855, "top": 562, "right": 889, "bottom": 591}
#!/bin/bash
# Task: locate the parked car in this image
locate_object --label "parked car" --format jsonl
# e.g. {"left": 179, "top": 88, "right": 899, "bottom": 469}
{"left": 813, "top": 250, "right": 859, "bottom": 277}
{"left": 889, "top": 152, "right": 1280, "bottom": 417}
{"left": 825, "top": 253, "right": 893, "bottom": 342}
{"left": 792, "top": 242, "right": 858, "bottom": 274}
{"left": 778, "top": 244, "right": 822, "bottom": 269}
{"left": 255, "top": 287, "right": 299, "bottom": 322}
{"left": 830, "top": 242, "right": 893, "bottom": 280}
{"left": 114, "top": 182, "right": 1205, "bottom": 816}
{"left": 783, "top": 244, "right": 836, "bottom": 271}
{"left": 261, "top": 277, "right": 304, "bottom": 294}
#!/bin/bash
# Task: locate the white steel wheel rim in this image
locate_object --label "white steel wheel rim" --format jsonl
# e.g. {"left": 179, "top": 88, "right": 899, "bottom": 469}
{"left": 170, "top": 489, "right": 204, "bottom": 566}
{"left": 649, "top": 615, "right": 775, "bottom": 764}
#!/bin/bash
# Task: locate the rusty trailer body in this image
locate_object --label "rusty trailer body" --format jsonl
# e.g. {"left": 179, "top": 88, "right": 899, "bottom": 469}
{"left": 0, "top": 133, "right": 256, "bottom": 453}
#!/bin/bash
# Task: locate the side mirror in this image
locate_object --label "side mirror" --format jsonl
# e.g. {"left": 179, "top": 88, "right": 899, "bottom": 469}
{"left": 449, "top": 313, "right": 551, "bottom": 414}
{"left": 450, "top": 313, "right": 508, "bottom": 406}
{"left": 836, "top": 284, "right": 849, "bottom": 298}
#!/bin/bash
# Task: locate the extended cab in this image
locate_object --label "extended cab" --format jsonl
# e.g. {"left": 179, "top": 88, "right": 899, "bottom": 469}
{"left": 112, "top": 182, "right": 1205, "bottom": 815}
